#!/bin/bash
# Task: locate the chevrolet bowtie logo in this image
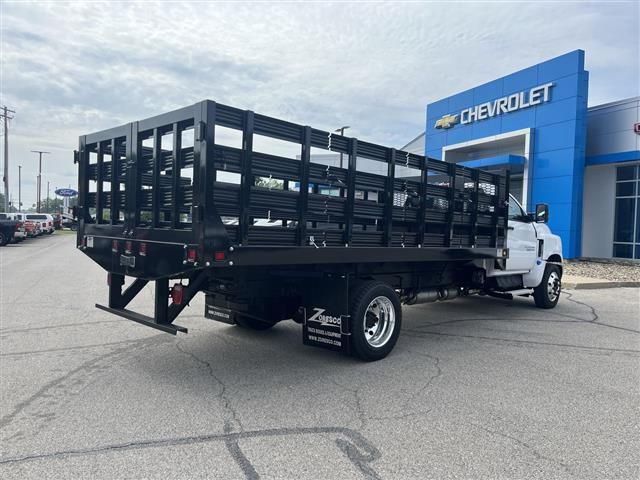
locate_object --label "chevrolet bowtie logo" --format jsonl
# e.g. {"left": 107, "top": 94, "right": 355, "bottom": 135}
{"left": 434, "top": 113, "right": 459, "bottom": 129}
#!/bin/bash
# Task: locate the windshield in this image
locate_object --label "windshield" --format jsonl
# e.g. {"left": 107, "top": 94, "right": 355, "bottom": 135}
{"left": 26, "top": 214, "right": 48, "bottom": 219}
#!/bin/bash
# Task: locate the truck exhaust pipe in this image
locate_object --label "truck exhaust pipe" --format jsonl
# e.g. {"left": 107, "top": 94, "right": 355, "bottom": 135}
{"left": 405, "top": 287, "right": 460, "bottom": 305}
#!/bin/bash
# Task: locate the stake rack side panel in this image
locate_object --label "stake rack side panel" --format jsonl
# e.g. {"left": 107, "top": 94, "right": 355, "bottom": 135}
{"left": 78, "top": 100, "right": 508, "bottom": 258}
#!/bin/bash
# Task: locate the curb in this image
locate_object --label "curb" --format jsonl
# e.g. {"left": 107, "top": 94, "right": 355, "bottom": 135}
{"left": 563, "top": 281, "right": 640, "bottom": 290}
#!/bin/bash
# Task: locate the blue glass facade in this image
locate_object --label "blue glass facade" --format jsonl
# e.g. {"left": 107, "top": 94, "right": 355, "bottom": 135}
{"left": 425, "top": 50, "right": 589, "bottom": 258}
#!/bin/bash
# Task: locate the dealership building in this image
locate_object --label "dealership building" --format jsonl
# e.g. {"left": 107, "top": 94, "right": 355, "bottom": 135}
{"left": 403, "top": 50, "right": 639, "bottom": 260}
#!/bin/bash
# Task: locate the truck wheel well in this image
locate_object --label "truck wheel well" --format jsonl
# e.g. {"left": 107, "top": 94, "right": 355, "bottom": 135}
{"left": 547, "top": 254, "right": 563, "bottom": 275}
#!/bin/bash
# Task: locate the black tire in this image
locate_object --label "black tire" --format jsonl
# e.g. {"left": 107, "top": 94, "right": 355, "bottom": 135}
{"left": 0, "top": 232, "right": 7, "bottom": 246}
{"left": 533, "top": 264, "right": 562, "bottom": 309}
{"left": 349, "top": 281, "right": 402, "bottom": 361}
{"left": 235, "top": 314, "right": 277, "bottom": 331}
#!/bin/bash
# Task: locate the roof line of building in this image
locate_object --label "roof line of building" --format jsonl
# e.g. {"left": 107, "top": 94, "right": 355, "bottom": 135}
{"left": 588, "top": 96, "right": 639, "bottom": 112}
{"left": 400, "top": 131, "right": 425, "bottom": 151}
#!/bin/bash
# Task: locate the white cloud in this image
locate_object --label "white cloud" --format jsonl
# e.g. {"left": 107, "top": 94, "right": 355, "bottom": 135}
{"left": 1, "top": 0, "right": 638, "bottom": 207}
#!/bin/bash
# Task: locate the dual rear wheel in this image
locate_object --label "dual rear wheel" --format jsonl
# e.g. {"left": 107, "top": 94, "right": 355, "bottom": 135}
{"left": 234, "top": 281, "right": 403, "bottom": 362}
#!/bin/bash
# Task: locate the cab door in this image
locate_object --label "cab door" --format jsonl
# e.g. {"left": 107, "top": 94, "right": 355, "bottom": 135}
{"left": 506, "top": 195, "right": 537, "bottom": 271}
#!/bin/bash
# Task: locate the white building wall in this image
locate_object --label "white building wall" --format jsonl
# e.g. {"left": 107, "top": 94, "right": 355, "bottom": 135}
{"left": 581, "top": 164, "right": 616, "bottom": 258}
{"left": 587, "top": 97, "right": 640, "bottom": 156}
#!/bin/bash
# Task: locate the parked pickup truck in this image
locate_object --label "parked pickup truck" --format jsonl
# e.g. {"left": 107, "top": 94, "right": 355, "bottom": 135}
{"left": 25, "top": 214, "right": 54, "bottom": 234}
{"left": 0, "top": 213, "right": 27, "bottom": 242}
{"left": 0, "top": 217, "right": 19, "bottom": 246}
{"left": 76, "top": 100, "right": 563, "bottom": 361}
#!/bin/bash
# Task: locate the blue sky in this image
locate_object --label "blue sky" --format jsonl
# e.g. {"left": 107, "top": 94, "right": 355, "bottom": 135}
{"left": 1, "top": 1, "right": 638, "bottom": 207}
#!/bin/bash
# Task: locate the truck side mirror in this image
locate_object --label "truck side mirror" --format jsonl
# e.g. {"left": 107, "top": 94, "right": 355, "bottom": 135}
{"left": 535, "top": 203, "right": 549, "bottom": 223}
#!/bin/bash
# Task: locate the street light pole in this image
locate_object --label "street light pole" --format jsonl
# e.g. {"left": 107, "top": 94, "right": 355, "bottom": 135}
{"left": 31, "top": 150, "right": 50, "bottom": 213}
{"left": 334, "top": 126, "right": 350, "bottom": 169}
{"left": 18, "top": 165, "right": 22, "bottom": 211}
{"left": 1, "top": 106, "right": 15, "bottom": 212}
{"left": 47, "top": 180, "right": 50, "bottom": 213}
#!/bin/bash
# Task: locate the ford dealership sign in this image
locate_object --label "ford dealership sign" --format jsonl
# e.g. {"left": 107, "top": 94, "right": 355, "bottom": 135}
{"left": 55, "top": 188, "right": 78, "bottom": 197}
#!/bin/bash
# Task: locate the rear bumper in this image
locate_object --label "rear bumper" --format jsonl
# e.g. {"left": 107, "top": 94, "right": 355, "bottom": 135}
{"left": 79, "top": 234, "right": 205, "bottom": 280}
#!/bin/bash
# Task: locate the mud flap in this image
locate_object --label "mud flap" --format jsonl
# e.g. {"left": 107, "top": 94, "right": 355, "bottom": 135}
{"left": 204, "top": 295, "right": 236, "bottom": 325}
{"left": 301, "top": 274, "right": 351, "bottom": 355}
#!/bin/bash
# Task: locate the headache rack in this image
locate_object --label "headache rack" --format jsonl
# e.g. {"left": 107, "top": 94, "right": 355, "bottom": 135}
{"left": 76, "top": 100, "right": 509, "bottom": 279}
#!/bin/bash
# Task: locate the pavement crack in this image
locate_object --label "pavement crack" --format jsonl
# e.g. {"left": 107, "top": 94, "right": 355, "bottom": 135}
{"left": 174, "top": 341, "right": 243, "bottom": 433}
{"left": 0, "top": 426, "right": 383, "bottom": 480}
{"left": 367, "top": 408, "right": 433, "bottom": 422}
{"left": 0, "top": 338, "right": 155, "bottom": 358}
{"left": 403, "top": 329, "right": 640, "bottom": 355}
{"left": 470, "top": 423, "right": 574, "bottom": 476}
{"left": 0, "top": 319, "right": 122, "bottom": 335}
{"left": 564, "top": 291, "right": 599, "bottom": 322}
{"left": 0, "top": 336, "right": 164, "bottom": 431}
{"left": 329, "top": 378, "right": 367, "bottom": 430}
{"left": 401, "top": 351, "right": 442, "bottom": 413}
{"left": 564, "top": 291, "right": 640, "bottom": 334}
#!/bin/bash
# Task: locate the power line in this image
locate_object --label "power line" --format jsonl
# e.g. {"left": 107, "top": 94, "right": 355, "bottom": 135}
{"left": 1, "top": 106, "right": 16, "bottom": 212}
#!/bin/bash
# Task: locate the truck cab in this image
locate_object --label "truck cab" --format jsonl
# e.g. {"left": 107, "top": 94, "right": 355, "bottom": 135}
{"left": 476, "top": 194, "right": 563, "bottom": 308}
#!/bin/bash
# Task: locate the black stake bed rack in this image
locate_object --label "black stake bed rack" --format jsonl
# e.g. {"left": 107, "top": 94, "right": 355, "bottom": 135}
{"left": 76, "top": 100, "right": 509, "bottom": 341}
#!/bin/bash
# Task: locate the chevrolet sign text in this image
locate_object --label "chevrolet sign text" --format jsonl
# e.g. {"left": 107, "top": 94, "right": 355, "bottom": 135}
{"left": 435, "top": 82, "right": 554, "bottom": 129}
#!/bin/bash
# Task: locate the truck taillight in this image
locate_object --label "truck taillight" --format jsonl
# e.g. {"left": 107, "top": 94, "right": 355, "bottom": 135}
{"left": 139, "top": 242, "right": 147, "bottom": 256}
{"left": 125, "top": 241, "right": 133, "bottom": 254}
{"left": 214, "top": 251, "right": 225, "bottom": 262}
{"left": 112, "top": 240, "right": 119, "bottom": 253}
{"left": 170, "top": 284, "right": 184, "bottom": 305}
{"left": 187, "top": 248, "right": 197, "bottom": 263}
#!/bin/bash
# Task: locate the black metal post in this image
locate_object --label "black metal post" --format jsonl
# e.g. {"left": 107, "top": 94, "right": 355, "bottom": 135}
{"left": 297, "top": 126, "right": 311, "bottom": 245}
{"left": 96, "top": 142, "right": 104, "bottom": 223}
{"left": 151, "top": 128, "right": 161, "bottom": 228}
{"left": 446, "top": 163, "right": 457, "bottom": 247}
{"left": 384, "top": 148, "right": 396, "bottom": 247}
{"left": 470, "top": 169, "right": 480, "bottom": 247}
{"left": 155, "top": 278, "right": 169, "bottom": 324}
{"left": 171, "top": 123, "right": 181, "bottom": 229}
{"left": 239, "top": 110, "right": 254, "bottom": 245}
{"left": 343, "top": 138, "right": 357, "bottom": 246}
{"left": 110, "top": 139, "right": 119, "bottom": 225}
{"left": 416, "top": 153, "right": 427, "bottom": 247}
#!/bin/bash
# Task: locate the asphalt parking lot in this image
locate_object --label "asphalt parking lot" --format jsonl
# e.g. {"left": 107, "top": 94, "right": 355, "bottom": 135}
{"left": 1, "top": 233, "right": 639, "bottom": 479}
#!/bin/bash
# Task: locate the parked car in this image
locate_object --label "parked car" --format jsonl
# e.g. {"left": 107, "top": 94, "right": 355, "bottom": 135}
{"left": 24, "top": 214, "right": 54, "bottom": 234}
{"left": 0, "top": 213, "right": 27, "bottom": 242}
{"left": 23, "top": 220, "right": 38, "bottom": 237}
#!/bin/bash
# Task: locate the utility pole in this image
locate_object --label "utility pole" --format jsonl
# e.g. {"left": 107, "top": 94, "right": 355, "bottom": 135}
{"left": 18, "top": 165, "right": 22, "bottom": 211}
{"left": 31, "top": 150, "right": 50, "bottom": 213}
{"left": 47, "top": 180, "right": 50, "bottom": 213}
{"left": 334, "top": 126, "right": 350, "bottom": 169}
{"left": 1, "top": 106, "right": 15, "bottom": 212}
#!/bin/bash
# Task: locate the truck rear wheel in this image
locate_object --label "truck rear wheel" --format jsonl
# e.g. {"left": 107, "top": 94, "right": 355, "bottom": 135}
{"left": 0, "top": 232, "right": 8, "bottom": 246}
{"left": 235, "top": 314, "right": 277, "bottom": 330}
{"left": 533, "top": 264, "right": 561, "bottom": 309}
{"left": 350, "top": 281, "right": 402, "bottom": 361}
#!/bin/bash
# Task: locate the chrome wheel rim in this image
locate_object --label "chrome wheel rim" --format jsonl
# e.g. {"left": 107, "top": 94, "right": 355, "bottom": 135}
{"left": 547, "top": 271, "right": 561, "bottom": 302}
{"left": 363, "top": 296, "right": 396, "bottom": 348}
